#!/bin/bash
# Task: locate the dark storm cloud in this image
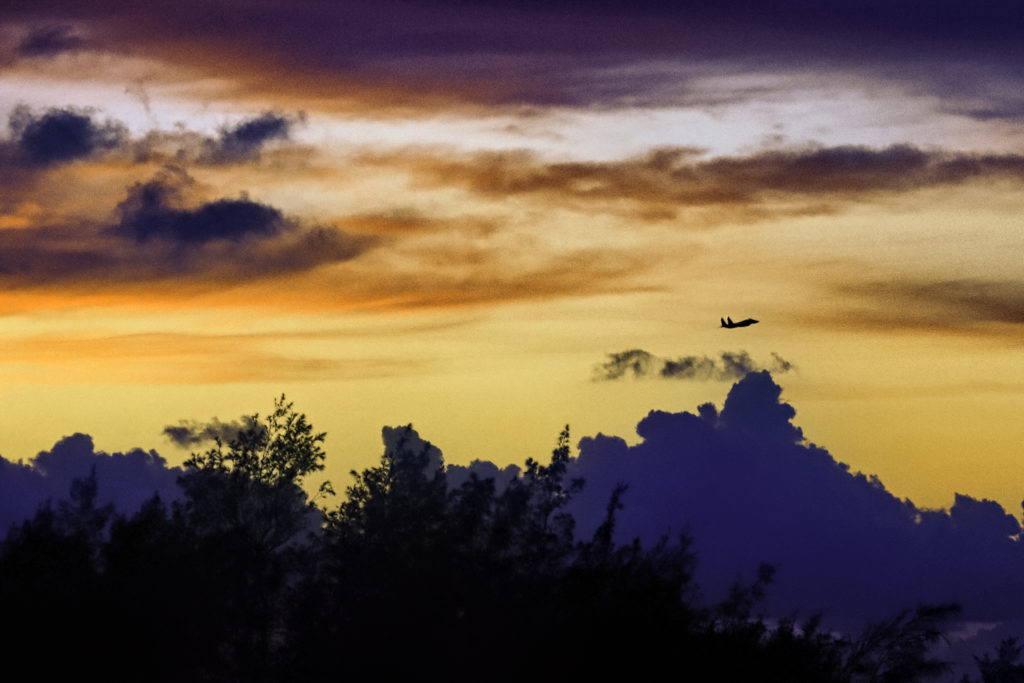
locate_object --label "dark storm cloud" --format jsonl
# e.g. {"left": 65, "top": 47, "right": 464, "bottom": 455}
{"left": 544, "top": 371, "right": 1024, "bottom": 625}
{"left": 7, "top": 106, "right": 126, "bottom": 167}
{"left": 162, "top": 416, "right": 261, "bottom": 447}
{"left": 0, "top": 434, "right": 182, "bottom": 536}
{"left": 16, "top": 25, "right": 86, "bottom": 58}
{"left": 405, "top": 145, "right": 1024, "bottom": 216}
{"left": 595, "top": 349, "right": 795, "bottom": 381}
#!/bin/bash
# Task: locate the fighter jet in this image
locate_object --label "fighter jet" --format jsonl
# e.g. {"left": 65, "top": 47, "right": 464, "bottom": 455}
{"left": 720, "top": 316, "right": 758, "bottom": 328}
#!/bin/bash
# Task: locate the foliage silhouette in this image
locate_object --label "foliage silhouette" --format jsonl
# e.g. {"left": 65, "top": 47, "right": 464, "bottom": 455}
{"left": 180, "top": 393, "right": 329, "bottom": 550}
{"left": 0, "top": 470, "right": 109, "bottom": 678}
{"left": 963, "top": 638, "right": 1024, "bottom": 683}
{"left": 0, "top": 397, "right": 986, "bottom": 682}
{"left": 843, "top": 603, "right": 962, "bottom": 682}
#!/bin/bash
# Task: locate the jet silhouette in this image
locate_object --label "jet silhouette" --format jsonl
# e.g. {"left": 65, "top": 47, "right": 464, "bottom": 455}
{"left": 721, "top": 316, "right": 758, "bottom": 328}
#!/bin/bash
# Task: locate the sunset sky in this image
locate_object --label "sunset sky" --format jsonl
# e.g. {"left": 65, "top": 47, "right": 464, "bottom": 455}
{"left": 1, "top": 0, "right": 1022, "bottom": 514}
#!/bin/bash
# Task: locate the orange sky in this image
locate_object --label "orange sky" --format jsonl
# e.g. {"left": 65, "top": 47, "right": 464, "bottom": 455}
{"left": 0, "top": 2, "right": 1022, "bottom": 513}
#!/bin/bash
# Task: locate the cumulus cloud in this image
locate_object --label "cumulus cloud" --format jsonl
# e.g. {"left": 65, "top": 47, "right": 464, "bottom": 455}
{"left": 114, "top": 168, "right": 287, "bottom": 244}
{"left": 8, "top": 106, "right": 126, "bottom": 167}
{"left": 595, "top": 349, "right": 795, "bottom": 381}
{"left": 384, "top": 369, "right": 1024, "bottom": 627}
{"left": 446, "top": 459, "right": 522, "bottom": 492}
{"left": 0, "top": 167, "right": 376, "bottom": 290}
{"left": 555, "top": 371, "right": 1024, "bottom": 625}
{"left": 382, "top": 424, "right": 445, "bottom": 476}
{"left": 162, "top": 416, "right": 262, "bottom": 447}
{"left": 0, "top": 434, "right": 182, "bottom": 536}
{"left": 1, "top": 105, "right": 303, "bottom": 174}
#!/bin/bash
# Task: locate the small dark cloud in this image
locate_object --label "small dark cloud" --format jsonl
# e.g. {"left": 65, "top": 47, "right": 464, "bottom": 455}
{"left": 1, "top": 434, "right": 182, "bottom": 536}
{"left": 0, "top": 167, "right": 377, "bottom": 290}
{"left": 118, "top": 187, "right": 288, "bottom": 245}
{"left": 16, "top": 26, "right": 86, "bottom": 58}
{"left": 115, "top": 169, "right": 288, "bottom": 244}
{"left": 162, "top": 416, "right": 261, "bottom": 447}
{"left": 594, "top": 349, "right": 656, "bottom": 380}
{"left": 9, "top": 106, "right": 126, "bottom": 167}
{"left": 768, "top": 352, "right": 794, "bottom": 373}
{"left": 596, "top": 349, "right": 795, "bottom": 381}
{"left": 207, "top": 112, "right": 297, "bottom": 163}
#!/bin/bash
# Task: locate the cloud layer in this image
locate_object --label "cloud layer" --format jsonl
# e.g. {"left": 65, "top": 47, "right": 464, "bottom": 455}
{"left": 4, "top": 0, "right": 1021, "bottom": 112}
{"left": 1, "top": 99, "right": 1020, "bottom": 321}
{"left": 399, "top": 146, "right": 1024, "bottom": 219}
{"left": 0, "top": 434, "right": 182, "bottom": 534}
{"left": 563, "top": 371, "right": 1024, "bottom": 625}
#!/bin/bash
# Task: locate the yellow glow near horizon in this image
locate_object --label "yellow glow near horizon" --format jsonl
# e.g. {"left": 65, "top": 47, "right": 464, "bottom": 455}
{"left": 2, "top": 24, "right": 1023, "bottom": 524}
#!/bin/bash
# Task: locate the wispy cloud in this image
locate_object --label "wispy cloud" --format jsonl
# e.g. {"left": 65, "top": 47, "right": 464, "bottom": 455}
{"left": 595, "top": 349, "right": 795, "bottom": 381}
{"left": 4, "top": 0, "right": 1020, "bottom": 111}
{"left": 375, "top": 145, "right": 1024, "bottom": 225}
{"left": 0, "top": 330, "right": 429, "bottom": 384}
{"left": 162, "top": 416, "right": 260, "bottom": 447}
{"left": 799, "top": 278, "right": 1024, "bottom": 338}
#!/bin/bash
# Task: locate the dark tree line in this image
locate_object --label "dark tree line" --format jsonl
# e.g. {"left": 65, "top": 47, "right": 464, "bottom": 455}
{"left": 0, "top": 396, "right": 1016, "bottom": 681}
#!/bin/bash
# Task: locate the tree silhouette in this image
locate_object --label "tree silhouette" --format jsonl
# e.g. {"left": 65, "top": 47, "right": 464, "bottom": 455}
{"left": 843, "top": 603, "right": 962, "bottom": 683}
{"left": 0, "top": 397, "right": 984, "bottom": 682}
{"left": 967, "top": 638, "right": 1024, "bottom": 683}
{"left": 174, "top": 394, "right": 330, "bottom": 679}
{"left": 180, "top": 393, "right": 329, "bottom": 549}
{"left": 0, "top": 469, "right": 113, "bottom": 678}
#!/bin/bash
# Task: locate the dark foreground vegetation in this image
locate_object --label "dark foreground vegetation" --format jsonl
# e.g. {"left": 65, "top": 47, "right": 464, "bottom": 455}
{"left": 1, "top": 397, "right": 1020, "bottom": 682}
